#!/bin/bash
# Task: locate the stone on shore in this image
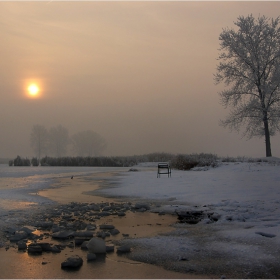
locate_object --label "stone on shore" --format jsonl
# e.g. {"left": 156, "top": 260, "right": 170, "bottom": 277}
{"left": 61, "top": 255, "right": 83, "bottom": 269}
{"left": 99, "top": 224, "right": 115, "bottom": 230}
{"left": 117, "top": 245, "right": 131, "bottom": 253}
{"left": 74, "top": 231, "right": 94, "bottom": 238}
{"left": 17, "top": 240, "right": 27, "bottom": 250}
{"left": 81, "top": 241, "right": 89, "bottom": 250}
{"left": 106, "top": 244, "right": 115, "bottom": 253}
{"left": 28, "top": 243, "right": 43, "bottom": 254}
{"left": 86, "top": 237, "right": 106, "bottom": 253}
{"left": 134, "top": 203, "right": 150, "bottom": 210}
{"left": 51, "top": 245, "right": 61, "bottom": 253}
{"left": 20, "top": 226, "right": 36, "bottom": 234}
{"left": 37, "top": 242, "right": 53, "bottom": 252}
{"left": 110, "top": 228, "right": 120, "bottom": 235}
{"left": 9, "top": 231, "right": 28, "bottom": 242}
{"left": 52, "top": 231, "right": 75, "bottom": 239}
{"left": 87, "top": 253, "right": 97, "bottom": 261}
{"left": 34, "top": 221, "right": 53, "bottom": 229}
{"left": 117, "top": 212, "right": 126, "bottom": 216}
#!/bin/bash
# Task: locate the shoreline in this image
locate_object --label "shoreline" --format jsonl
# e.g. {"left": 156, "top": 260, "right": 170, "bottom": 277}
{"left": 0, "top": 170, "right": 211, "bottom": 279}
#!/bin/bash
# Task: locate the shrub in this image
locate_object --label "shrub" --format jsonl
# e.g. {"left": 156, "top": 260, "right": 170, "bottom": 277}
{"left": 220, "top": 156, "right": 269, "bottom": 163}
{"left": 171, "top": 153, "right": 218, "bottom": 170}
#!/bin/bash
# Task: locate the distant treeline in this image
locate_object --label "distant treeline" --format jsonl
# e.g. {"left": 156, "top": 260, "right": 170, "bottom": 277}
{"left": 8, "top": 152, "right": 224, "bottom": 170}
{"left": 9, "top": 153, "right": 175, "bottom": 167}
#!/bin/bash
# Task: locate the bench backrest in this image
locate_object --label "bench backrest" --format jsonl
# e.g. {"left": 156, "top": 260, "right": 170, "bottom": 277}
{"left": 158, "top": 163, "right": 169, "bottom": 168}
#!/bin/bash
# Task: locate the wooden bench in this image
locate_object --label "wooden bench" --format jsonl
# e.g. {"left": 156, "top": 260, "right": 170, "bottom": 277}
{"left": 157, "top": 163, "right": 171, "bottom": 178}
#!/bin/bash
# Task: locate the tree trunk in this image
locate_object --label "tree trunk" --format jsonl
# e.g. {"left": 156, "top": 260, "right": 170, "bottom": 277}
{"left": 263, "top": 117, "right": 272, "bottom": 157}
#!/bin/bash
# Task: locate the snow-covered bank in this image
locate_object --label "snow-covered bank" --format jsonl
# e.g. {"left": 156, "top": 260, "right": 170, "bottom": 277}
{"left": 97, "top": 161, "right": 280, "bottom": 215}
{"left": 97, "top": 161, "right": 280, "bottom": 234}
{"left": 95, "top": 161, "right": 280, "bottom": 278}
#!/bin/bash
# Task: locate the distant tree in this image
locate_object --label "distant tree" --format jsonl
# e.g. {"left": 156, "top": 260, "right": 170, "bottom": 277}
{"left": 30, "top": 124, "right": 49, "bottom": 162}
{"left": 49, "top": 125, "right": 69, "bottom": 157}
{"left": 13, "top": 155, "right": 31, "bottom": 166}
{"left": 31, "top": 157, "right": 39, "bottom": 166}
{"left": 71, "top": 130, "right": 107, "bottom": 157}
{"left": 215, "top": 15, "right": 280, "bottom": 157}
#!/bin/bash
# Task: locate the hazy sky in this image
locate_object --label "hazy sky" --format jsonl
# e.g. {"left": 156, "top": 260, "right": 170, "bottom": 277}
{"left": 1, "top": 1, "right": 280, "bottom": 158}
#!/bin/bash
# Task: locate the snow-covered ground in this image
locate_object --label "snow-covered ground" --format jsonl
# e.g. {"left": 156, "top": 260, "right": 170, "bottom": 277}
{"left": 94, "top": 159, "right": 280, "bottom": 278}
{"left": 98, "top": 160, "right": 280, "bottom": 234}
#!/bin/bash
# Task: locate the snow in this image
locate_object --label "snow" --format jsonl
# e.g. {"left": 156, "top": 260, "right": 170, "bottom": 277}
{"left": 98, "top": 161, "right": 280, "bottom": 220}
{"left": 95, "top": 160, "right": 280, "bottom": 277}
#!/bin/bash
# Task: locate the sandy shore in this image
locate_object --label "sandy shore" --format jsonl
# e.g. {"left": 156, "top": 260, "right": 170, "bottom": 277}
{"left": 0, "top": 172, "right": 211, "bottom": 279}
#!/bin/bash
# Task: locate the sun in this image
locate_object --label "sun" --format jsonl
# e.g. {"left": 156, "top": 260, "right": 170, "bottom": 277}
{"left": 28, "top": 84, "right": 39, "bottom": 97}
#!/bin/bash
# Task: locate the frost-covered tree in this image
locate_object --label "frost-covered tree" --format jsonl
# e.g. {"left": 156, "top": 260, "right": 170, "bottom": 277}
{"left": 71, "top": 130, "right": 107, "bottom": 157}
{"left": 30, "top": 124, "right": 49, "bottom": 162}
{"left": 215, "top": 15, "right": 280, "bottom": 157}
{"left": 49, "top": 125, "right": 69, "bottom": 157}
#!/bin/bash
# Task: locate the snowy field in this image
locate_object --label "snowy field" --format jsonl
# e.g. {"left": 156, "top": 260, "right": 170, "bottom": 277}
{"left": 97, "top": 159, "right": 280, "bottom": 238}
{"left": 93, "top": 159, "right": 280, "bottom": 277}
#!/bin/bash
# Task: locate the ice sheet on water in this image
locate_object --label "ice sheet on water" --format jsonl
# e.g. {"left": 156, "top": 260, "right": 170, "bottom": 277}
{"left": 0, "top": 164, "right": 106, "bottom": 178}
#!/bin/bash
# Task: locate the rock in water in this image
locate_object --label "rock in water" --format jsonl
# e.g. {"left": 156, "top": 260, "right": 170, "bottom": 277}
{"left": 86, "top": 237, "right": 106, "bottom": 254}
{"left": 61, "top": 255, "right": 83, "bottom": 269}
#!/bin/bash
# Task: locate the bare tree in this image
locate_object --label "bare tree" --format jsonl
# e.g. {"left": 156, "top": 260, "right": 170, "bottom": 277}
{"left": 215, "top": 15, "right": 280, "bottom": 157}
{"left": 71, "top": 130, "right": 107, "bottom": 157}
{"left": 49, "top": 125, "right": 69, "bottom": 157}
{"left": 30, "top": 124, "right": 49, "bottom": 162}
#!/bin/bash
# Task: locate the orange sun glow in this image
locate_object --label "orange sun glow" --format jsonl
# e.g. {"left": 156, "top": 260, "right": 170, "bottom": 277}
{"left": 28, "top": 84, "right": 39, "bottom": 96}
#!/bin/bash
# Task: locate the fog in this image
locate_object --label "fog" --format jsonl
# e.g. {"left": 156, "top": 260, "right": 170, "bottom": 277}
{"left": 1, "top": 2, "right": 280, "bottom": 159}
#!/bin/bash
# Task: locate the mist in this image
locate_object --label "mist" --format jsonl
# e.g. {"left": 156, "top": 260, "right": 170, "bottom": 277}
{"left": 1, "top": 2, "right": 280, "bottom": 159}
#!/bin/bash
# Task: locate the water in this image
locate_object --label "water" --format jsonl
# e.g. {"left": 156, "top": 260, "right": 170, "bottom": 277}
{"left": 0, "top": 164, "right": 128, "bottom": 209}
{"left": 0, "top": 164, "right": 128, "bottom": 178}
{"left": 0, "top": 164, "right": 194, "bottom": 279}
